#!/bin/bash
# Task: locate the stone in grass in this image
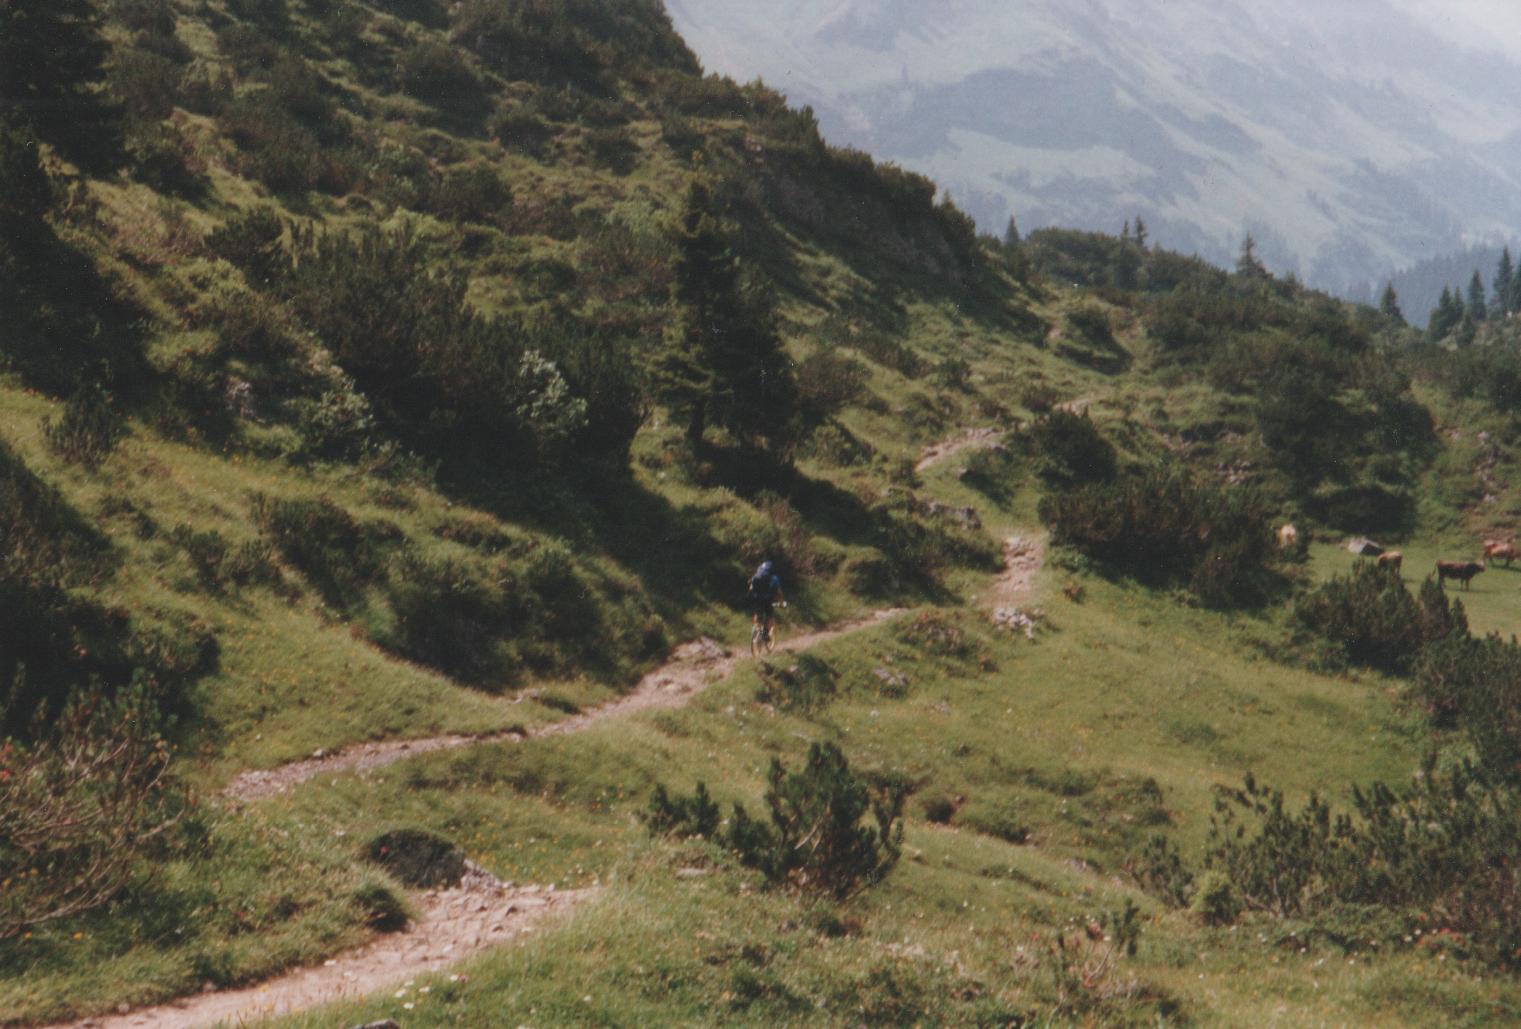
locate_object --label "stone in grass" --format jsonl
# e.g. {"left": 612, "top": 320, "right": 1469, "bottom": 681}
{"left": 365, "top": 828, "right": 467, "bottom": 888}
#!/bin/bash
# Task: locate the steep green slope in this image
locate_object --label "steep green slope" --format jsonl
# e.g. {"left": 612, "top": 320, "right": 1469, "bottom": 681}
{"left": 2, "top": 2, "right": 1519, "bottom": 1026}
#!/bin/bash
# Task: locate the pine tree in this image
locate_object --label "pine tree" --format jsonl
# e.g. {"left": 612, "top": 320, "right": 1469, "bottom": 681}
{"left": 0, "top": 1, "right": 120, "bottom": 168}
{"left": 1467, "top": 270, "right": 1488, "bottom": 323}
{"left": 1379, "top": 282, "right": 1405, "bottom": 326}
{"left": 1133, "top": 216, "right": 1148, "bottom": 250}
{"left": 1002, "top": 214, "right": 1021, "bottom": 249}
{"left": 1429, "top": 286, "right": 1462, "bottom": 341}
{"left": 1121, "top": 219, "right": 1132, "bottom": 244}
{"left": 656, "top": 176, "right": 795, "bottom": 448}
{"left": 1236, "top": 233, "right": 1267, "bottom": 278}
{"left": 1496, "top": 248, "right": 1517, "bottom": 317}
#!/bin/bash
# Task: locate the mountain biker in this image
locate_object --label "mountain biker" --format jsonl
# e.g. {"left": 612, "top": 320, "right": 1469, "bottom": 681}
{"left": 748, "top": 560, "right": 786, "bottom": 645}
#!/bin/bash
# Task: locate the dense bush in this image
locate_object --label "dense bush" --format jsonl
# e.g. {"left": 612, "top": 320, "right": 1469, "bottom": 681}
{"left": 44, "top": 383, "right": 124, "bottom": 468}
{"left": 278, "top": 225, "right": 637, "bottom": 467}
{"left": 451, "top": 0, "right": 696, "bottom": 88}
{"left": 1293, "top": 565, "right": 1463, "bottom": 674}
{"left": 1039, "top": 464, "right": 1276, "bottom": 607}
{"left": 397, "top": 40, "right": 482, "bottom": 106}
{"left": 1199, "top": 764, "right": 1521, "bottom": 967}
{"left": 1411, "top": 632, "right": 1521, "bottom": 781}
{"left": 648, "top": 742, "right": 907, "bottom": 900}
{"left": 1020, "top": 411, "right": 1116, "bottom": 487}
{"left": 251, "top": 494, "right": 395, "bottom": 609}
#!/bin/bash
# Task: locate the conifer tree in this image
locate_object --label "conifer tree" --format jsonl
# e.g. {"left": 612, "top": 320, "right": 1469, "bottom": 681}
{"left": 1236, "top": 233, "right": 1267, "bottom": 278}
{"left": 0, "top": 0, "right": 120, "bottom": 168}
{"left": 1429, "top": 286, "right": 1462, "bottom": 341}
{"left": 1002, "top": 214, "right": 1021, "bottom": 249}
{"left": 1133, "top": 216, "right": 1148, "bottom": 250}
{"left": 1379, "top": 282, "right": 1405, "bottom": 326}
{"left": 656, "top": 175, "right": 795, "bottom": 448}
{"left": 1494, "top": 248, "right": 1515, "bottom": 317}
{"left": 1467, "top": 270, "right": 1488, "bottom": 323}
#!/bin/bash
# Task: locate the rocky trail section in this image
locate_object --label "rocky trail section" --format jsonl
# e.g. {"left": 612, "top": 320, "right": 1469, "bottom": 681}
{"left": 224, "top": 608, "right": 906, "bottom": 803}
{"left": 915, "top": 427, "right": 1002, "bottom": 472}
{"left": 65, "top": 872, "right": 593, "bottom": 1029}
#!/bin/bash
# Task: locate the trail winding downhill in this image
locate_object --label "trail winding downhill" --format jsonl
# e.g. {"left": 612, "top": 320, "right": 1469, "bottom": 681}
{"left": 224, "top": 608, "right": 906, "bottom": 803}
{"left": 64, "top": 539, "right": 1041, "bottom": 1028}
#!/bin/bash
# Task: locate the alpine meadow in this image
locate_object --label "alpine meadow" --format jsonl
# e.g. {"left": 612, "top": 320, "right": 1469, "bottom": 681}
{"left": 6, "top": 2, "right": 1521, "bottom": 1027}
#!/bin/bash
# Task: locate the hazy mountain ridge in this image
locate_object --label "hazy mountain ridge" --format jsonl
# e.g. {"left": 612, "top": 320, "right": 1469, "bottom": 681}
{"left": 667, "top": 0, "right": 1521, "bottom": 294}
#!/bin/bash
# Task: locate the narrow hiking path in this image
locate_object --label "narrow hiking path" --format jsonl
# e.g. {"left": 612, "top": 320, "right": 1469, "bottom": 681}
{"left": 225, "top": 608, "right": 905, "bottom": 802}
{"left": 65, "top": 872, "right": 593, "bottom": 1029}
{"left": 915, "top": 427, "right": 1001, "bottom": 472}
{"left": 68, "top": 549, "right": 1039, "bottom": 1029}
{"left": 987, "top": 534, "right": 1045, "bottom": 609}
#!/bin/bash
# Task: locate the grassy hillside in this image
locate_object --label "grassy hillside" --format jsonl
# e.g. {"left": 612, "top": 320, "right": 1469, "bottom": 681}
{"left": 4, "top": 2, "right": 1521, "bottom": 1025}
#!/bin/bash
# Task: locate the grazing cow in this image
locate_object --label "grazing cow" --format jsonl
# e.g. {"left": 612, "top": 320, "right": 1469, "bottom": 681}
{"left": 1483, "top": 539, "right": 1518, "bottom": 567}
{"left": 1377, "top": 550, "right": 1403, "bottom": 575}
{"left": 1278, "top": 523, "right": 1299, "bottom": 550}
{"left": 1436, "top": 560, "right": 1486, "bottom": 589}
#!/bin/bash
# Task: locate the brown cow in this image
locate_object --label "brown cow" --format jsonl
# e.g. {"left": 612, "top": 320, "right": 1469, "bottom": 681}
{"left": 1436, "top": 560, "right": 1485, "bottom": 589}
{"left": 1376, "top": 550, "right": 1403, "bottom": 575}
{"left": 1483, "top": 539, "right": 1518, "bottom": 567}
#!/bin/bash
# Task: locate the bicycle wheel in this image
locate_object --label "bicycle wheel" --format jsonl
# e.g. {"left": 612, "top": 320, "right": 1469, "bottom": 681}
{"left": 751, "top": 620, "right": 764, "bottom": 658}
{"left": 763, "top": 619, "right": 777, "bottom": 653}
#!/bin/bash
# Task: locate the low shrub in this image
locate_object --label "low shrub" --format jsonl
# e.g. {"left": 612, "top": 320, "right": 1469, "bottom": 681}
{"left": 1199, "top": 764, "right": 1521, "bottom": 967}
{"left": 647, "top": 742, "right": 908, "bottom": 900}
{"left": 44, "top": 383, "right": 124, "bottom": 468}
{"left": 0, "top": 684, "right": 181, "bottom": 939}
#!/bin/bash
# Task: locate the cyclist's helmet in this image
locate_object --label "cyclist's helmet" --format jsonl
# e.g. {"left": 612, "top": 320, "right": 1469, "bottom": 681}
{"left": 757, "top": 560, "right": 774, "bottom": 579}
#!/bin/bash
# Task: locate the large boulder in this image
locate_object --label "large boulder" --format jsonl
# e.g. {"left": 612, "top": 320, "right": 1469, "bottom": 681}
{"left": 365, "top": 828, "right": 466, "bottom": 888}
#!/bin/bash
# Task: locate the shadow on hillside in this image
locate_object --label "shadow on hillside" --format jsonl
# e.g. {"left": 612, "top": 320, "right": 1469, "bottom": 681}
{"left": 1, "top": 226, "right": 151, "bottom": 398}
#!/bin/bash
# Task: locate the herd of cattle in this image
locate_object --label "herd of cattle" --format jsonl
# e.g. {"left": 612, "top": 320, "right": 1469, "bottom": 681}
{"left": 1277, "top": 524, "right": 1517, "bottom": 590}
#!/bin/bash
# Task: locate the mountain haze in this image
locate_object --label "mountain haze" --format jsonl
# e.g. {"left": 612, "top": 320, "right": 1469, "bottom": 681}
{"left": 667, "top": 0, "right": 1521, "bottom": 294}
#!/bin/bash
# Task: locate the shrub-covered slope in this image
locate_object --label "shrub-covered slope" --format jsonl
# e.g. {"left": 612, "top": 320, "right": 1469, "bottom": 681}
{"left": 4, "top": 2, "right": 1521, "bottom": 1025}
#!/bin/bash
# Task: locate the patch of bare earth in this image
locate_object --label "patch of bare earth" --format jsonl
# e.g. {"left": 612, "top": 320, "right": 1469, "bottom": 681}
{"left": 63, "top": 872, "right": 594, "bottom": 1029}
{"left": 915, "top": 427, "right": 1001, "bottom": 472}
{"left": 987, "top": 534, "right": 1045, "bottom": 609}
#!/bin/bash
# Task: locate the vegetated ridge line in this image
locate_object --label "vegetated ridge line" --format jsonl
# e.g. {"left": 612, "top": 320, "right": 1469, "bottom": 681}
{"left": 223, "top": 607, "right": 907, "bottom": 802}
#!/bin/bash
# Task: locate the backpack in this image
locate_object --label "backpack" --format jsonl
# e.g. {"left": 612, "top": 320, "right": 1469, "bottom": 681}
{"left": 748, "top": 570, "right": 775, "bottom": 602}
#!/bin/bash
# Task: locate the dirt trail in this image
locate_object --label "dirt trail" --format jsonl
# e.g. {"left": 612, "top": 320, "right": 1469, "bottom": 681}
{"left": 66, "top": 872, "right": 593, "bottom": 1029}
{"left": 224, "top": 608, "right": 906, "bottom": 803}
{"left": 915, "top": 427, "right": 1001, "bottom": 472}
{"left": 986, "top": 534, "right": 1045, "bottom": 609}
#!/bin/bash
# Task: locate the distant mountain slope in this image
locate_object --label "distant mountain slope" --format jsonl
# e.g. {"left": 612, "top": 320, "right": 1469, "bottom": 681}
{"left": 666, "top": 0, "right": 1521, "bottom": 295}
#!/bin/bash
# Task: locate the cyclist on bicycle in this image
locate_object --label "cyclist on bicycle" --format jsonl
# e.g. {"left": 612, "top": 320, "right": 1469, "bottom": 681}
{"left": 748, "top": 560, "right": 786, "bottom": 646}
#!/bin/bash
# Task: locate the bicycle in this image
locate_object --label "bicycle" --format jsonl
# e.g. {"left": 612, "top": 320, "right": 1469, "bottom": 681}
{"left": 751, "top": 602, "right": 784, "bottom": 657}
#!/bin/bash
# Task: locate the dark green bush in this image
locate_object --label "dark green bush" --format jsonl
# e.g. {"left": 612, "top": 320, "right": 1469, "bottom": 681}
{"left": 251, "top": 494, "right": 395, "bottom": 609}
{"left": 1020, "top": 410, "right": 1116, "bottom": 487}
{"left": 1200, "top": 764, "right": 1521, "bottom": 967}
{"left": 487, "top": 104, "right": 556, "bottom": 155}
{"left": 651, "top": 743, "right": 907, "bottom": 900}
{"left": 644, "top": 781, "right": 720, "bottom": 838}
{"left": 207, "top": 207, "right": 287, "bottom": 290}
{"left": 1293, "top": 566, "right": 1460, "bottom": 674}
{"left": 397, "top": 40, "right": 481, "bottom": 105}
{"left": 1039, "top": 464, "right": 1275, "bottom": 608}
{"left": 44, "top": 383, "right": 124, "bottom": 469}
